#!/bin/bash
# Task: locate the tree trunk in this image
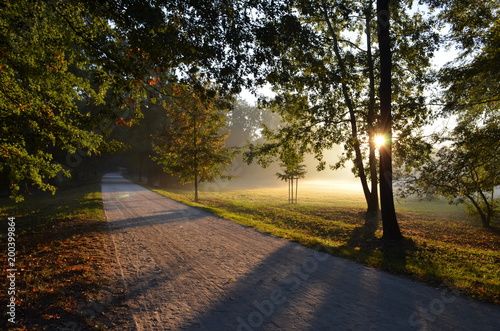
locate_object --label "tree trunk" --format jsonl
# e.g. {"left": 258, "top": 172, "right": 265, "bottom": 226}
{"left": 288, "top": 178, "right": 291, "bottom": 204}
{"left": 147, "top": 160, "right": 155, "bottom": 186}
{"left": 193, "top": 114, "right": 199, "bottom": 202}
{"left": 466, "top": 194, "right": 490, "bottom": 228}
{"left": 377, "top": 0, "right": 402, "bottom": 240}
{"left": 365, "top": 6, "right": 380, "bottom": 217}
{"left": 139, "top": 152, "right": 144, "bottom": 182}
{"left": 194, "top": 173, "right": 199, "bottom": 202}
{"left": 478, "top": 190, "right": 493, "bottom": 228}
{"left": 295, "top": 177, "right": 298, "bottom": 204}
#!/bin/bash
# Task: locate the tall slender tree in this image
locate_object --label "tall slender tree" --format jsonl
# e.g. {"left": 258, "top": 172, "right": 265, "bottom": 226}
{"left": 152, "top": 83, "right": 238, "bottom": 202}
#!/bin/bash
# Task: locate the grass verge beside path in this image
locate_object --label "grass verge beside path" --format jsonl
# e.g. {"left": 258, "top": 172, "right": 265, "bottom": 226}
{"left": 150, "top": 186, "right": 500, "bottom": 305}
{"left": 0, "top": 182, "right": 120, "bottom": 330}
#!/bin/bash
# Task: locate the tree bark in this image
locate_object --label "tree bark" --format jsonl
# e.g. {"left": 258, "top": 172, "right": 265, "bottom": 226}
{"left": 465, "top": 194, "right": 490, "bottom": 228}
{"left": 377, "top": 0, "right": 402, "bottom": 239}
{"left": 147, "top": 160, "right": 155, "bottom": 186}
{"left": 138, "top": 152, "right": 144, "bottom": 182}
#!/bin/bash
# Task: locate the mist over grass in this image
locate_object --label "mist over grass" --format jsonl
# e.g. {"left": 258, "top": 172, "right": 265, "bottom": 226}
{"left": 201, "top": 177, "right": 466, "bottom": 219}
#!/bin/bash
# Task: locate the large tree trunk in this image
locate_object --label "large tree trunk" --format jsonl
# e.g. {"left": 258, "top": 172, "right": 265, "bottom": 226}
{"left": 466, "top": 194, "right": 491, "bottom": 228}
{"left": 377, "top": 0, "right": 402, "bottom": 240}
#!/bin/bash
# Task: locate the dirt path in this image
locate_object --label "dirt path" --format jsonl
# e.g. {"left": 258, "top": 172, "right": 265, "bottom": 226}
{"left": 101, "top": 173, "right": 500, "bottom": 331}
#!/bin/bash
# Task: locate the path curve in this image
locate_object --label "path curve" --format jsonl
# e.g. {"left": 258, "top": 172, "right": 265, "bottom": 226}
{"left": 101, "top": 173, "right": 500, "bottom": 331}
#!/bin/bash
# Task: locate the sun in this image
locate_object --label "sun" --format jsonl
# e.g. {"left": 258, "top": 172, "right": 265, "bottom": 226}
{"left": 374, "top": 135, "right": 386, "bottom": 148}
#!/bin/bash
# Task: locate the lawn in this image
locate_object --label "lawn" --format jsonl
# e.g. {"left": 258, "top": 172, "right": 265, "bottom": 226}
{"left": 150, "top": 179, "right": 500, "bottom": 305}
{"left": 0, "top": 182, "right": 118, "bottom": 330}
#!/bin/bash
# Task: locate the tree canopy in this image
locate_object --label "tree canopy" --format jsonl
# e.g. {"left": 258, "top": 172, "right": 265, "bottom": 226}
{"left": 152, "top": 83, "right": 238, "bottom": 202}
{"left": 0, "top": 0, "right": 140, "bottom": 200}
{"left": 396, "top": 0, "right": 500, "bottom": 227}
{"left": 398, "top": 111, "right": 500, "bottom": 227}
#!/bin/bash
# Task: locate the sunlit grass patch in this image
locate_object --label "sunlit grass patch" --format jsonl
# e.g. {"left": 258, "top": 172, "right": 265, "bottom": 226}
{"left": 151, "top": 183, "right": 499, "bottom": 304}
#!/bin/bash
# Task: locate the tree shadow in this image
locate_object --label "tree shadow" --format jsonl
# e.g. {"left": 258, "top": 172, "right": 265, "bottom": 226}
{"left": 484, "top": 224, "right": 500, "bottom": 235}
{"left": 346, "top": 212, "right": 417, "bottom": 274}
{"left": 346, "top": 211, "right": 380, "bottom": 251}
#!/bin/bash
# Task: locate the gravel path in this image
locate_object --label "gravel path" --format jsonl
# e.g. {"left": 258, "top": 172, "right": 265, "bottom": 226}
{"left": 101, "top": 173, "right": 500, "bottom": 331}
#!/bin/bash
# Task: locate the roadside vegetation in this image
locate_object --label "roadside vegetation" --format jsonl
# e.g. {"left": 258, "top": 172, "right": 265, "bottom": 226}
{"left": 150, "top": 182, "right": 499, "bottom": 305}
{"left": 0, "top": 182, "right": 117, "bottom": 330}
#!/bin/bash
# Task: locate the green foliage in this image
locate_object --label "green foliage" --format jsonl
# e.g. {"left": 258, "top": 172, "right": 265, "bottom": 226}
{"left": 0, "top": 0, "right": 257, "bottom": 201}
{"left": 275, "top": 146, "right": 307, "bottom": 204}
{"left": 403, "top": 0, "right": 500, "bottom": 227}
{"left": 0, "top": 0, "right": 145, "bottom": 201}
{"left": 427, "top": 0, "right": 499, "bottom": 130}
{"left": 227, "top": 98, "right": 274, "bottom": 147}
{"left": 276, "top": 165, "right": 307, "bottom": 183}
{"left": 152, "top": 83, "right": 238, "bottom": 201}
{"left": 399, "top": 112, "right": 500, "bottom": 227}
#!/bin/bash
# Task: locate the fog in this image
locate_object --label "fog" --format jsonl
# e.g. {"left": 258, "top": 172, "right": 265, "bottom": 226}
{"left": 201, "top": 144, "right": 363, "bottom": 195}
{"left": 233, "top": 89, "right": 364, "bottom": 194}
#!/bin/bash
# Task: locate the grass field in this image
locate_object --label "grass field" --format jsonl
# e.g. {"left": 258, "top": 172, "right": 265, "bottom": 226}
{"left": 150, "top": 179, "right": 500, "bottom": 305}
{"left": 0, "top": 182, "right": 116, "bottom": 330}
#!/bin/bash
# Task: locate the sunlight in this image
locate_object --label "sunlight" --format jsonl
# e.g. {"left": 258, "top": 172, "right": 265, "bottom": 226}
{"left": 374, "top": 135, "right": 386, "bottom": 148}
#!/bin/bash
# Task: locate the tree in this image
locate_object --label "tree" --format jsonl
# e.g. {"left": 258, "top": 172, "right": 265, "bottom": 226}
{"left": 0, "top": 0, "right": 142, "bottom": 201}
{"left": 398, "top": 113, "right": 500, "bottom": 227}
{"left": 245, "top": 0, "right": 437, "bottom": 227}
{"left": 396, "top": 0, "right": 500, "bottom": 228}
{"left": 227, "top": 98, "right": 266, "bottom": 148}
{"left": 275, "top": 147, "right": 307, "bottom": 204}
{"left": 152, "top": 83, "right": 238, "bottom": 202}
{"left": 0, "top": 0, "right": 258, "bottom": 201}
{"left": 429, "top": 0, "right": 499, "bottom": 113}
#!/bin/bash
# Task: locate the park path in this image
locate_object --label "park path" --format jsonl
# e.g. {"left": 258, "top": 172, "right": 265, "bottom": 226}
{"left": 101, "top": 173, "right": 500, "bottom": 331}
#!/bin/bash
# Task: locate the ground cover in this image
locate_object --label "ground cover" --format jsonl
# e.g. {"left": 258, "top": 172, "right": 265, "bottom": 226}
{"left": 0, "top": 182, "right": 120, "bottom": 330}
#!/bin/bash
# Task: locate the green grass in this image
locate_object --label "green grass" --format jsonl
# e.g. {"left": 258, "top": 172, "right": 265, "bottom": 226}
{"left": 149, "top": 181, "right": 500, "bottom": 305}
{"left": 0, "top": 182, "right": 114, "bottom": 330}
